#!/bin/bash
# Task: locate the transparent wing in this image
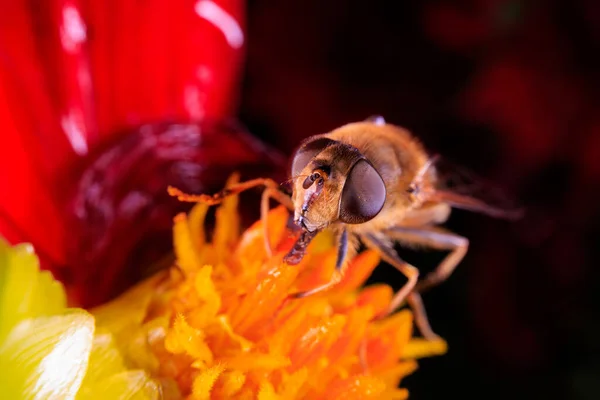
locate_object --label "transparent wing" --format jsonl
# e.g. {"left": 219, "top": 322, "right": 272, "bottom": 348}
{"left": 427, "top": 156, "right": 524, "bottom": 220}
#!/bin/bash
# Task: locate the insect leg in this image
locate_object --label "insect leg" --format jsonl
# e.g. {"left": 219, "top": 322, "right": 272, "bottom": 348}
{"left": 384, "top": 226, "right": 468, "bottom": 293}
{"left": 167, "top": 178, "right": 284, "bottom": 205}
{"left": 287, "top": 229, "right": 351, "bottom": 299}
{"left": 406, "top": 291, "right": 439, "bottom": 340}
{"left": 360, "top": 233, "right": 419, "bottom": 313}
{"left": 358, "top": 232, "right": 438, "bottom": 370}
{"left": 360, "top": 233, "right": 443, "bottom": 340}
{"left": 168, "top": 178, "right": 294, "bottom": 256}
{"left": 261, "top": 187, "right": 295, "bottom": 256}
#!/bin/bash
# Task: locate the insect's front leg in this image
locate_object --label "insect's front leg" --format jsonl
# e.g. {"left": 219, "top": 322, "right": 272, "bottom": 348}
{"left": 287, "top": 228, "right": 354, "bottom": 299}
{"left": 273, "top": 228, "right": 353, "bottom": 323}
{"left": 168, "top": 177, "right": 283, "bottom": 205}
{"left": 168, "top": 177, "right": 294, "bottom": 257}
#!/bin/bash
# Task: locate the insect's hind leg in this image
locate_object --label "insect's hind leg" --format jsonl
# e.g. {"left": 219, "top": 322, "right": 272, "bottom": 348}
{"left": 384, "top": 226, "right": 468, "bottom": 293}
{"left": 360, "top": 232, "right": 440, "bottom": 340}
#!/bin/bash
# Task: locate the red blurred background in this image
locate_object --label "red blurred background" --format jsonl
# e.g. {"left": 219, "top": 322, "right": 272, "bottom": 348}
{"left": 1, "top": 1, "right": 599, "bottom": 399}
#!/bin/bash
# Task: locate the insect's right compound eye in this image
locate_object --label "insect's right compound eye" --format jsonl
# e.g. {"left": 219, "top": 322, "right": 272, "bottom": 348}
{"left": 339, "top": 159, "right": 386, "bottom": 224}
{"left": 290, "top": 136, "right": 336, "bottom": 178}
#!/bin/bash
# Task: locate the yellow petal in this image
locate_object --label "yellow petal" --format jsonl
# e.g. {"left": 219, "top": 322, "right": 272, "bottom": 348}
{"left": 378, "top": 361, "right": 418, "bottom": 389}
{"left": 79, "top": 332, "right": 127, "bottom": 386}
{"left": 365, "top": 310, "right": 413, "bottom": 371}
{"left": 220, "top": 352, "right": 291, "bottom": 371}
{"left": 188, "top": 202, "right": 210, "bottom": 250}
{"left": 384, "top": 388, "right": 409, "bottom": 400}
{"left": 230, "top": 263, "right": 300, "bottom": 335}
{"left": 279, "top": 367, "right": 308, "bottom": 398}
{"left": 402, "top": 337, "right": 448, "bottom": 360}
{"left": 326, "top": 375, "right": 387, "bottom": 399}
{"left": 0, "top": 310, "right": 94, "bottom": 400}
{"left": 307, "top": 229, "right": 336, "bottom": 254}
{"left": 122, "top": 318, "right": 166, "bottom": 374}
{"left": 191, "top": 364, "right": 225, "bottom": 400}
{"left": 295, "top": 249, "right": 337, "bottom": 293}
{"left": 92, "top": 271, "right": 166, "bottom": 336}
{"left": 164, "top": 314, "right": 213, "bottom": 365}
{"left": 332, "top": 250, "right": 380, "bottom": 293}
{"left": 288, "top": 314, "right": 347, "bottom": 369}
{"left": 173, "top": 213, "right": 203, "bottom": 274}
{"left": 213, "top": 173, "right": 241, "bottom": 262}
{"left": 0, "top": 240, "right": 66, "bottom": 343}
{"left": 307, "top": 308, "right": 371, "bottom": 390}
{"left": 190, "top": 265, "right": 221, "bottom": 327}
{"left": 258, "top": 381, "right": 279, "bottom": 400}
{"left": 77, "top": 370, "right": 160, "bottom": 400}
{"left": 266, "top": 297, "right": 332, "bottom": 357}
{"left": 354, "top": 284, "right": 393, "bottom": 318}
{"left": 78, "top": 330, "right": 162, "bottom": 399}
{"left": 217, "top": 370, "right": 246, "bottom": 397}
{"left": 234, "top": 206, "right": 289, "bottom": 263}
{"left": 217, "top": 315, "right": 253, "bottom": 352}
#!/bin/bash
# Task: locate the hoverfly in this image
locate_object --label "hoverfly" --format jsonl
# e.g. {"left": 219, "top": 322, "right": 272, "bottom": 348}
{"left": 168, "top": 116, "right": 522, "bottom": 339}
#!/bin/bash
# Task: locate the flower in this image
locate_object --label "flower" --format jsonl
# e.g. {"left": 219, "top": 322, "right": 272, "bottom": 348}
{"left": 88, "top": 175, "right": 447, "bottom": 399}
{"left": 1, "top": 174, "right": 447, "bottom": 398}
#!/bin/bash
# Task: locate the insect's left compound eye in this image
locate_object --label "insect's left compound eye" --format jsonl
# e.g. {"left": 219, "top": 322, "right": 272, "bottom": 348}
{"left": 339, "top": 160, "right": 386, "bottom": 224}
{"left": 291, "top": 136, "right": 335, "bottom": 178}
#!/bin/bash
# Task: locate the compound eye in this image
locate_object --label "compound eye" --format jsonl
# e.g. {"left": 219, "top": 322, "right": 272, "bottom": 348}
{"left": 339, "top": 160, "right": 386, "bottom": 224}
{"left": 290, "top": 136, "right": 335, "bottom": 178}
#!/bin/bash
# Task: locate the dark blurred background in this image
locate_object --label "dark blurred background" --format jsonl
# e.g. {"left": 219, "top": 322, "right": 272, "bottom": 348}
{"left": 1, "top": 1, "right": 599, "bottom": 398}
{"left": 237, "top": 1, "right": 600, "bottom": 399}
